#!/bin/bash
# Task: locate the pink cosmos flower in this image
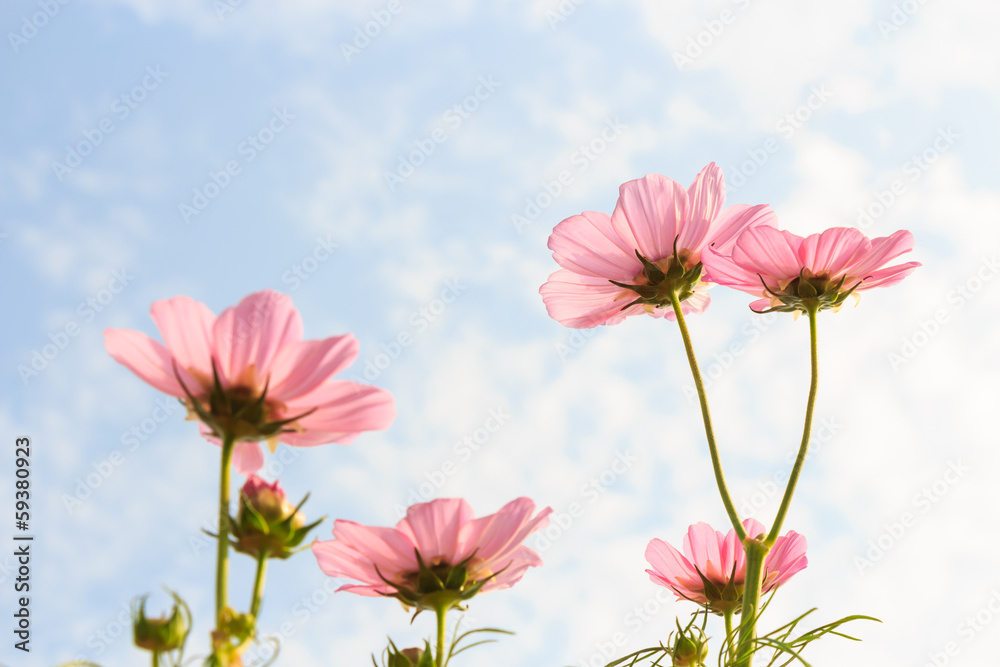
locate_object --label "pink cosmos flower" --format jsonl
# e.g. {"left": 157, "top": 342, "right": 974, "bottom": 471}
{"left": 312, "top": 498, "right": 552, "bottom": 609}
{"left": 540, "top": 163, "right": 777, "bottom": 328}
{"left": 104, "top": 290, "right": 395, "bottom": 474}
{"left": 645, "top": 519, "right": 807, "bottom": 615}
{"left": 702, "top": 226, "right": 920, "bottom": 313}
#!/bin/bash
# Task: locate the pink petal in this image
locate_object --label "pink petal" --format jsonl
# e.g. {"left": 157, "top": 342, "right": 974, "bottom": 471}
{"left": 333, "top": 583, "right": 385, "bottom": 597}
{"left": 269, "top": 334, "right": 360, "bottom": 401}
{"left": 548, "top": 211, "right": 641, "bottom": 280}
{"left": 458, "top": 498, "right": 551, "bottom": 567}
{"left": 682, "top": 162, "right": 726, "bottom": 251}
{"left": 539, "top": 270, "right": 639, "bottom": 329}
{"left": 610, "top": 174, "right": 689, "bottom": 262}
{"left": 645, "top": 538, "right": 701, "bottom": 600}
{"left": 704, "top": 204, "right": 778, "bottom": 257}
{"left": 701, "top": 244, "right": 767, "bottom": 292}
{"left": 397, "top": 498, "right": 474, "bottom": 565}
{"left": 104, "top": 328, "right": 188, "bottom": 397}
{"left": 856, "top": 261, "right": 921, "bottom": 290}
{"left": 232, "top": 441, "right": 264, "bottom": 474}
{"left": 479, "top": 544, "right": 543, "bottom": 592}
{"left": 763, "top": 531, "right": 808, "bottom": 589}
{"left": 211, "top": 291, "right": 303, "bottom": 389}
{"left": 684, "top": 522, "right": 726, "bottom": 582}
{"left": 284, "top": 382, "right": 395, "bottom": 438}
{"left": 798, "top": 227, "right": 870, "bottom": 276}
{"left": 313, "top": 520, "right": 417, "bottom": 586}
{"left": 732, "top": 227, "right": 804, "bottom": 282}
{"left": 645, "top": 538, "right": 696, "bottom": 582}
{"left": 150, "top": 295, "right": 217, "bottom": 380}
{"left": 741, "top": 517, "right": 767, "bottom": 540}
{"left": 845, "top": 230, "right": 916, "bottom": 278}
{"left": 672, "top": 290, "right": 711, "bottom": 320}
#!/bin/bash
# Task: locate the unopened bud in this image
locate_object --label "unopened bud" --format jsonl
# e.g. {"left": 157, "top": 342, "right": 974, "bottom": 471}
{"left": 132, "top": 590, "right": 190, "bottom": 654}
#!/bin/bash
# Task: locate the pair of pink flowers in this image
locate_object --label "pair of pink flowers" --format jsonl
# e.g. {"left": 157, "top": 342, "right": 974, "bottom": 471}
{"left": 105, "top": 290, "right": 552, "bottom": 609}
{"left": 541, "top": 162, "right": 919, "bottom": 324}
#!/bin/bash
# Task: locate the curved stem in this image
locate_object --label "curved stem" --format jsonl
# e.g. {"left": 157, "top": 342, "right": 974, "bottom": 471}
{"left": 765, "top": 306, "right": 819, "bottom": 546}
{"left": 216, "top": 435, "right": 236, "bottom": 624}
{"left": 669, "top": 291, "right": 746, "bottom": 539}
{"left": 435, "top": 605, "right": 449, "bottom": 667}
{"left": 250, "top": 552, "right": 268, "bottom": 621}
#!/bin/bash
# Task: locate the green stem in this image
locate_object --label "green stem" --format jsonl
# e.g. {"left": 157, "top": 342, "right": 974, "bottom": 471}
{"left": 765, "top": 306, "right": 819, "bottom": 546}
{"left": 216, "top": 435, "right": 236, "bottom": 624}
{"left": 152, "top": 651, "right": 161, "bottom": 667}
{"left": 435, "top": 605, "right": 449, "bottom": 667}
{"left": 669, "top": 291, "right": 746, "bottom": 539}
{"left": 250, "top": 552, "right": 268, "bottom": 620}
{"left": 734, "top": 538, "right": 768, "bottom": 667}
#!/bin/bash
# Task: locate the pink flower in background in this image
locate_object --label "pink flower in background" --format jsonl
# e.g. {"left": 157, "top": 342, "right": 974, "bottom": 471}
{"left": 702, "top": 226, "right": 920, "bottom": 313}
{"left": 645, "top": 519, "right": 807, "bottom": 615}
{"left": 312, "top": 498, "right": 552, "bottom": 609}
{"left": 104, "top": 290, "right": 395, "bottom": 473}
{"left": 540, "top": 163, "right": 777, "bottom": 328}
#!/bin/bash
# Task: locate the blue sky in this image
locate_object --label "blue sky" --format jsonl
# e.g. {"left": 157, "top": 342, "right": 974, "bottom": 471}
{"left": 2, "top": 0, "right": 999, "bottom": 665}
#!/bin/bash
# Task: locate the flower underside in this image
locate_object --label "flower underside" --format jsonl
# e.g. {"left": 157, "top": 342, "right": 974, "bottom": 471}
{"left": 756, "top": 269, "right": 865, "bottom": 314}
{"left": 173, "top": 359, "right": 315, "bottom": 445}
{"left": 610, "top": 238, "right": 704, "bottom": 311}
{"left": 375, "top": 549, "right": 504, "bottom": 614}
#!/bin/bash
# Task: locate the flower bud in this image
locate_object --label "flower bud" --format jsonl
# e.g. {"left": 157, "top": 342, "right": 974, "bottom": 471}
{"left": 673, "top": 635, "right": 708, "bottom": 666}
{"left": 385, "top": 641, "right": 433, "bottom": 667}
{"left": 230, "top": 475, "right": 324, "bottom": 559}
{"left": 132, "top": 591, "right": 190, "bottom": 654}
{"left": 671, "top": 622, "right": 708, "bottom": 667}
